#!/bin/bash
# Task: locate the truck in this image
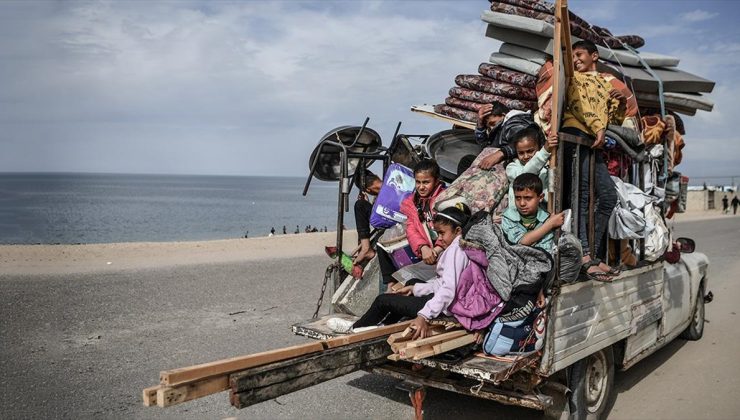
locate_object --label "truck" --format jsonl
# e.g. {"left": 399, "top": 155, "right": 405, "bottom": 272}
{"left": 143, "top": 1, "right": 714, "bottom": 418}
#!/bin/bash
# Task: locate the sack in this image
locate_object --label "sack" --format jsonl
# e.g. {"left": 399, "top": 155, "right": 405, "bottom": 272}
{"left": 370, "top": 163, "right": 415, "bottom": 229}
{"left": 609, "top": 176, "right": 651, "bottom": 240}
{"left": 644, "top": 203, "right": 670, "bottom": 261}
{"left": 558, "top": 232, "right": 583, "bottom": 284}
{"left": 482, "top": 307, "right": 545, "bottom": 356}
{"left": 434, "top": 147, "right": 509, "bottom": 214}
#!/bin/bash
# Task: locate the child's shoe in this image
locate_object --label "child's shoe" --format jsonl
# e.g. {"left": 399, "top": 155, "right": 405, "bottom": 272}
{"left": 327, "top": 317, "right": 355, "bottom": 334}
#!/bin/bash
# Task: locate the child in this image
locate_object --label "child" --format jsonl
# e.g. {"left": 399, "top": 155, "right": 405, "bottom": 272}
{"left": 352, "top": 170, "right": 383, "bottom": 264}
{"left": 502, "top": 173, "right": 565, "bottom": 253}
{"left": 328, "top": 205, "right": 472, "bottom": 339}
{"left": 505, "top": 127, "right": 558, "bottom": 208}
{"left": 377, "top": 160, "right": 446, "bottom": 291}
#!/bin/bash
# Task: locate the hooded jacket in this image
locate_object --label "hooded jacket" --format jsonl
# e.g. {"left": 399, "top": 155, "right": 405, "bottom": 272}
{"left": 400, "top": 183, "right": 446, "bottom": 257}
{"left": 449, "top": 246, "right": 504, "bottom": 331}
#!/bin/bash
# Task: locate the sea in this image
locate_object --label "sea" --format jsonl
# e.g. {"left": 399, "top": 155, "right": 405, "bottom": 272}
{"left": 0, "top": 173, "right": 355, "bottom": 244}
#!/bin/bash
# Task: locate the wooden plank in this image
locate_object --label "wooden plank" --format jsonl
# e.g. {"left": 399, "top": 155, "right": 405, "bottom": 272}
{"left": 230, "top": 337, "right": 389, "bottom": 393}
{"left": 142, "top": 385, "right": 159, "bottom": 407}
{"left": 156, "top": 376, "right": 229, "bottom": 407}
{"left": 432, "top": 334, "right": 476, "bottom": 354}
{"left": 229, "top": 338, "right": 390, "bottom": 409}
{"left": 402, "top": 329, "right": 467, "bottom": 349}
{"left": 159, "top": 341, "right": 326, "bottom": 386}
{"left": 323, "top": 321, "right": 412, "bottom": 349}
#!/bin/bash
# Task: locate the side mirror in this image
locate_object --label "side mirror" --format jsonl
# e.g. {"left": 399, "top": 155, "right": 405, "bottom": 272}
{"left": 676, "top": 237, "right": 695, "bottom": 254}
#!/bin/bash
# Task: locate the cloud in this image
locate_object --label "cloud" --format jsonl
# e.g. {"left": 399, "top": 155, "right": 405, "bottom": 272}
{"left": 680, "top": 9, "right": 719, "bottom": 22}
{"left": 0, "top": 1, "right": 494, "bottom": 175}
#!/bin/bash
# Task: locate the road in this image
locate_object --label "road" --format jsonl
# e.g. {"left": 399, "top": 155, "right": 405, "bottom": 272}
{"left": 1, "top": 216, "right": 739, "bottom": 419}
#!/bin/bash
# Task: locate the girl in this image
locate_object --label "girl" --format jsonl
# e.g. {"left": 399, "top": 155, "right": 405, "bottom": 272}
{"left": 328, "top": 205, "right": 471, "bottom": 339}
{"left": 377, "top": 160, "right": 446, "bottom": 291}
{"left": 505, "top": 127, "right": 558, "bottom": 209}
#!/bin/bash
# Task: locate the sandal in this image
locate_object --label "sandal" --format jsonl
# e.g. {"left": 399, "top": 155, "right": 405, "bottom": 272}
{"left": 580, "top": 260, "right": 614, "bottom": 283}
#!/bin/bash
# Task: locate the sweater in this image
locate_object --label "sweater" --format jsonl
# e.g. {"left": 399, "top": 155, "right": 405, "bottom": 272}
{"left": 400, "top": 183, "right": 445, "bottom": 257}
{"left": 413, "top": 235, "right": 469, "bottom": 320}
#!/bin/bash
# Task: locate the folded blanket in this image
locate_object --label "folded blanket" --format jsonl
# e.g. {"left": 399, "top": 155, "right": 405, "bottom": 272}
{"left": 433, "top": 104, "right": 478, "bottom": 124}
{"left": 455, "top": 74, "right": 537, "bottom": 100}
{"left": 478, "top": 63, "right": 537, "bottom": 88}
{"left": 463, "top": 212, "right": 552, "bottom": 301}
{"left": 449, "top": 87, "right": 536, "bottom": 111}
{"left": 435, "top": 147, "right": 509, "bottom": 214}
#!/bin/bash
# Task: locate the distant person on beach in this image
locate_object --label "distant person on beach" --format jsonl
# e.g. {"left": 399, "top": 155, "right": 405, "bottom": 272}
{"left": 270, "top": 227, "right": 275, "bottom": 237}
{"left": 722, "top": 195, "right": 729, "bottom": 214}
{"left": 244, "top": 230, "right": 249, "bottom": 238}
{"left": 353, "top": 170, "right": 383, "bottom": 265}
{"left": 732, "top": 196, "right": 739, "bottom": 215}
{"left": 283, "top": 225, "right": 287, "bottom": 234}
{"left": 295, "top": 225, "right": 299, "bottom": 234}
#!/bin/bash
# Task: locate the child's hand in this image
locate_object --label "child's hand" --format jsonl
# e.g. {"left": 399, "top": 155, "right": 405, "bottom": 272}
{"left": 474, "top": 331, "right": 484, "bottom": 345}
{"left": 548, "top": 211, "right": 566, "bottom": 228}
{"left": 609, "top": 88, "right": 626, "bottom": 104}
{"left": 479, "top": 150, "right": 503, "bottom": 170}
{"left": 477, "top": 103, "right": 493, "bottom": 122}
{"left": 536, "top": 289, "right": 547, "bottom": 308}
{"left": 593, "top": 130, "right": 606, "bottom": 149}
{"left": 392, "top": 285, "right": 414, "bottom": 296}
{"left": 545, "top": 132, "right": 559, "bottom": 153}
{"left": 421, "top": 245, "right": 437, "bottom": 265}
{"left": 410, "top": 316, "right": 430, "bottom": 340}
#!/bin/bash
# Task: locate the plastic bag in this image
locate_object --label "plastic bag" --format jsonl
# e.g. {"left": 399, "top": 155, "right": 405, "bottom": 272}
{"left": 557, "top": 232, "right": 583, "bottom": 284}
{"left": 370, "top": 163, "right": 415, "bottom": 229}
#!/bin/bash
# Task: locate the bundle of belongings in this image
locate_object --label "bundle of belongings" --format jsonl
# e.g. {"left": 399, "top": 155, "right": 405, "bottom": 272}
{"left": 420, "top": 0, "right": 714, "bottom": 268}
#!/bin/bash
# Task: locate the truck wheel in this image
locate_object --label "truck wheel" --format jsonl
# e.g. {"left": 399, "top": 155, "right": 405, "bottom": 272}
{"left": 568, "top": 346, "right": 615, "bottom": 420}
{"left": 680, "top": 284, "right": 705, "bottom": 341}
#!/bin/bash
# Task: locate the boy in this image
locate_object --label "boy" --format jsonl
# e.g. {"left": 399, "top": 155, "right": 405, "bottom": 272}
{"left": 353, "top": 170, "right": 382, "bottom": 264}
{"left": 502, "top": 173, "right": 564, "bottom": 253}
{"left": 562, "top": 39, "right": 626, "bottom": 279}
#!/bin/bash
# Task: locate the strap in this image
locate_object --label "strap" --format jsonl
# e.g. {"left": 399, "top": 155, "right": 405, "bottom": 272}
{"left": 620, "top": 43, "right": 665, "bottom": 118}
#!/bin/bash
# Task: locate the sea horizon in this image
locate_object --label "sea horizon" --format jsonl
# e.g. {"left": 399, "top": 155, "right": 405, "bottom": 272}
{"left": 0, "top": 172, "right": 351, "bottom": 245}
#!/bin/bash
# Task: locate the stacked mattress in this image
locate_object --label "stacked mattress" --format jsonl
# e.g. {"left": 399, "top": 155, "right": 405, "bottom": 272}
{"left": 432, "top": 0, "right": 715, "bottom": 126}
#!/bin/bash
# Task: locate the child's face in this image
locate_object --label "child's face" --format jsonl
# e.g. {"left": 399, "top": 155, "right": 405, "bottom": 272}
{"left": 516, "top": 137, "right": 538, "bottom": 165}
{"left": 514, "top": 187, "right": 544, "bottom": 217}
{"left": 366, "top": 179, "right": 382, "bottom": 196}
{"left": 573, "top": 47, "right": 598, "bottom": 72}
{"left": 433, "top": 222, "right": 460, "bottom": 249}
{"left": 415, "top": 171, "right": 438, "bottom": 198}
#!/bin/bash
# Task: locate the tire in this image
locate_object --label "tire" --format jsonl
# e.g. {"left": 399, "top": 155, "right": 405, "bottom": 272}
{"left": 568, "top": 346, "right": 615, "bottom": 420}
{"left": 680, "top": 284, "right": 705, "bottom": 340}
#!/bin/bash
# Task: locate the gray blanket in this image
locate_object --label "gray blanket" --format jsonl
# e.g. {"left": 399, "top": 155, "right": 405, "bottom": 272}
{"left": 463, "top": 214, "right": 553, "bottom": 301}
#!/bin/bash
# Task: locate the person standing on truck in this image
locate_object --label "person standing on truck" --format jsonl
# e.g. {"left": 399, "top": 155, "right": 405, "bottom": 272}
{"left": 352, "top": 170, "right": 382, "bottom": 265}
{"left": 327, "top": 205, "right": 471, "bottom": 339}
{"left": 562, "top": 39, "right": 628, "bottom": 278}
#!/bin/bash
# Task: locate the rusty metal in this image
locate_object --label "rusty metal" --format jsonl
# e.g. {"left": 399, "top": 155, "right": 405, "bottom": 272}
{"left": 588, "top": 150, "right": 596, "bottom": 258}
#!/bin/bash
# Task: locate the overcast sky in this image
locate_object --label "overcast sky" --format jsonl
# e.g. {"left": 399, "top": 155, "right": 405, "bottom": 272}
{"left": 1, "top": 0, "right": 739, "bottom": 182}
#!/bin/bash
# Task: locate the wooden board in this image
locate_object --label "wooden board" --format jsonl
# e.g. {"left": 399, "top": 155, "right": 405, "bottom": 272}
{"left": 156, "top": 376, "right": 229, "bottom": 407}
{"left": 159, "top": 341, "right": 326, "bottom": 386}
{"left": 142, "top": 386, "right": 159, "bottom": 407}
{"left": 229, "top": 337, "right": 390, "bottom": 409}
{"left": 323, "top": 321, "right": 412, "bottom": 349}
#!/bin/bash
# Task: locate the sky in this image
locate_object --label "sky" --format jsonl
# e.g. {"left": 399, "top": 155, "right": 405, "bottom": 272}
{"left": 1, "top": 0, "right": 739, "bottom": 183}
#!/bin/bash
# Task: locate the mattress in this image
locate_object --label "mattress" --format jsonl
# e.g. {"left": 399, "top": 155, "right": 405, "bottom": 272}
{"left": 599, "top": 62, "right": 716, "bottom": 94}
{"left": 636, "top": 92, "right": 714, "bottom": 112}
{"left": 410, "top": 104, "right": 476, "bottom": 130}
{"left": 482, "top": 12, "right": 680, "bottom": 68}
{"left": 489, "top": 52, "right": 542, "bottom": 76}
{"left": 499, "top": 43, "right": 550, "bottom": 65}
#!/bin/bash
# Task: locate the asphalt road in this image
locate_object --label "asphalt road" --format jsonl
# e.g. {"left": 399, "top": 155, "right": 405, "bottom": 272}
{"left": 1, "top": 217, "right": 739, "bottom": 419}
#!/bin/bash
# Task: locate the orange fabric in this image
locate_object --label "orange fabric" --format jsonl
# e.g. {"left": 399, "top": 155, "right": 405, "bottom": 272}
{"left": 602, "top": 74, "right": 638, "bottom": 117}
{"left": 641, "top": 115, "right": 665, "bottom": 145}
{"left": 674, "top": 132, "right": 685, "bottom": 166}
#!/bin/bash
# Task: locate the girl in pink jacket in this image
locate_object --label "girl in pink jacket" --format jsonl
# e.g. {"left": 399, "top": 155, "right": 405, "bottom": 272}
{"left": 377, "top": 160, "right": 446, "bottom": 291}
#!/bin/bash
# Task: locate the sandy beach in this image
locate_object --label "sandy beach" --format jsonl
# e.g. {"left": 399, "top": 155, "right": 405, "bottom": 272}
{"left": 0, "top": 231, "right": 358, "bottom": 276}
{"left": 0, "top": 209, "right": 730, "bottom": 277}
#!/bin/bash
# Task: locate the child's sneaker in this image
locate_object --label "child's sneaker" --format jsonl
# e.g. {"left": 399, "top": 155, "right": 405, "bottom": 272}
{"left": 327, "top": 317, "right": 355, "bottom": 334}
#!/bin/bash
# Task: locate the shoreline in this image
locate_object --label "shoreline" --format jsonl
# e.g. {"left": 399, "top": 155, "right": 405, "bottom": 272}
{"left": 1, "top": 210, "right": 735, "bottom": 277}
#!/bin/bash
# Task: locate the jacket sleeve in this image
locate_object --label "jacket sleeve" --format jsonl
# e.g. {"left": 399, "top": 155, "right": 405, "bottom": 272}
{"left": 520, "top": 148, "right": 551, "bottom": 175}
{"left": 416, "top": 243, "right": 467, "bottom": 319}
{"left": 401, "top": 196, "right": 431, "bottom": 257}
